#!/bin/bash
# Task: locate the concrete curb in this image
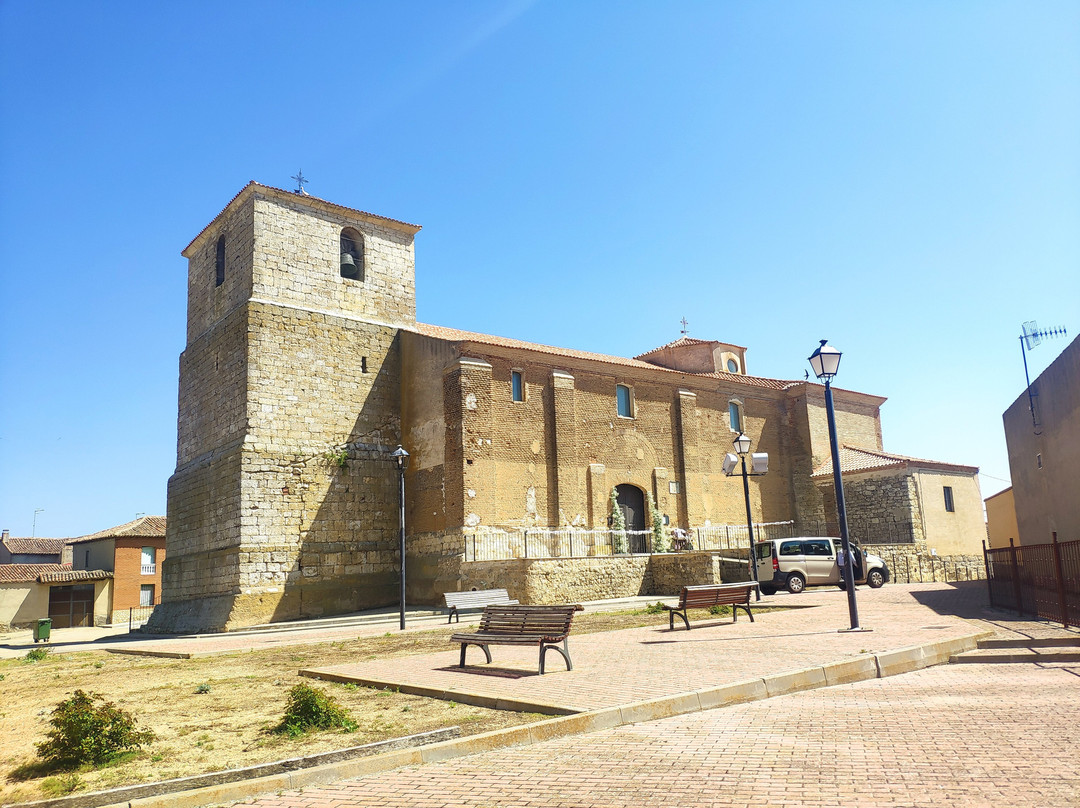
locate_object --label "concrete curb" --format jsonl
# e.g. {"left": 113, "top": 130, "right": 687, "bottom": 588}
{"left": 29, "top": 631, "right": 985, "bottom": 808}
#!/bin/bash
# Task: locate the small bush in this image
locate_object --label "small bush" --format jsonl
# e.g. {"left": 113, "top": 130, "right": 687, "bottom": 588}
{"left": 194, "top": 683, "right": 211, "bottom": 694}
{"left": 40, "top": 772, "right": 84, "bottom": 796}
{"left": 36, "top": 690, "right": 155, "bottom": 767}
{"left": 25, "top": 647, "right": 49, "bottom": 662}
{"left": 644, "top": 601, "right": 667, "bottom": 615}
{"left": 275, "top": 682, "right": 357, "bottom": 737}
{"left": 708, "top": 604, "right": 732, "bottom": 616}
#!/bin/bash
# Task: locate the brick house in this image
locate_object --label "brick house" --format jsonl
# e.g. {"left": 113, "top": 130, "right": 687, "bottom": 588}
{"left": 147, "top": 183, "right": 985, "bottom": 633}
{"left": 69, "top": 516, "right": 167, "bottom": 623}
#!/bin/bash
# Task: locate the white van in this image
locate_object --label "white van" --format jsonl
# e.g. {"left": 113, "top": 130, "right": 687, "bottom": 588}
{"left": 754, "top": 537, "right": 889, "bottom": 595}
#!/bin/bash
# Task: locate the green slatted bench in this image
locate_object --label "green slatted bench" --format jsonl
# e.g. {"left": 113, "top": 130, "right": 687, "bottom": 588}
{"left": 451, "top": 603, "right": 584, "bottom": 674}
{"left": 662, "top": 583, "right": 758, "bottom": 630}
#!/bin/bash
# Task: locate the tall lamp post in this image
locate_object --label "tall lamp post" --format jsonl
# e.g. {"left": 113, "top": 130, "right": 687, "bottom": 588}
{"left": 723, "top": 434, "right": 768, "bottom": 599}
{"left": 808, "top": 340, "right": 864, "bottom": 632}
{"left": 391, "top": 445, "right": 410, "bottom": 631}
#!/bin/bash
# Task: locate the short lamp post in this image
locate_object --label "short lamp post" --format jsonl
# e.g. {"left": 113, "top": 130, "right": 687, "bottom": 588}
{"left": 808, "top": 339, "right": 864, "bottom": 632}
{"left": 391, "top": 445, "right": 410, "bottom": 631}
{"left": 723, "top": 434, "right": 768, "bottom": 600}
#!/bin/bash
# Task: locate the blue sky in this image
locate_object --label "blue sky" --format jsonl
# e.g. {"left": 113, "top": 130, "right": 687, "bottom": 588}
{"left": 1, "top": 2, "right": 1077, "bottom": 538}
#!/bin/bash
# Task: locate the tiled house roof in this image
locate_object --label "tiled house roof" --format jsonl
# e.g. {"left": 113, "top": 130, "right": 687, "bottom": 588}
{"left": 0, "top": 564, "right": 70, "bottom": 583}
{"left": 812, "top": 446, "right": 979, "bottom": 478}
{"left": 414, "top": 323, "right": 792, "bottom": 390}
{"left": 634, "top": 335, "right": 747, "bottom": 359}
{"left": 69, "top": 516, "right": 167, "bottom": 545}
{"left": 37, "top": 569, "right": 113, "bottom": 584}
{"left": 2, "top": 537, "right": 68, "bottom": 555}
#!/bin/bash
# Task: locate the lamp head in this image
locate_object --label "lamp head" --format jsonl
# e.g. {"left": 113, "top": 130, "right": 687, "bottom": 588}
{"left": 808, "top": 339, "right": 842, "bottom": 380}
{"left": 733, "top": 433, "right": 752, "bottom": 455}
{"left": 391, "top": 445, "right": 410, "bottom": 471}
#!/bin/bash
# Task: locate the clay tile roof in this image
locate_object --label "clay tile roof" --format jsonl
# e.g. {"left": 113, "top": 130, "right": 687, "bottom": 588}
{"left": 69, "top": 516, "right": 167, "bottom": 545}
{"left": 414, "top": 323, "right": 791, "bottom": 390}
{"left": 37, "top": 568, "right": 113, "bottom": 584}
{"left": 812, "top": 446, "right": 979, "bottom": 478}
{"left": 634, "top": 335, "right": 747, "bottom": 359}
{"left": 0, "top": 564, "right": 71, "bottom": 583}
{"left": 2, "top": 537, "right": 68, "bottom": 555}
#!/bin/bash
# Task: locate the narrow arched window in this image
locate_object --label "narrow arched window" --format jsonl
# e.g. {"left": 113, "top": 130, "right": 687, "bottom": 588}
{"left": 728, "top": 400, "right": 743, "bottom": 433}
{"left": 215, "top": 235, "right": 226, "bottom": 287}
{"left": 340, "top": 228, "right": 364, "bottom": 280}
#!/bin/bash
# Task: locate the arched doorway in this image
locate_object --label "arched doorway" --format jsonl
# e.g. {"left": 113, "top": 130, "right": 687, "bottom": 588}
{"left": 615, "top": 484, "right": 646, "bottom": 552}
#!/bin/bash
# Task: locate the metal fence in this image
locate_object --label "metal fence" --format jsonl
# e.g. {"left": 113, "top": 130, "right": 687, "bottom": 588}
{"left": 796, "top": 519, "right": 917, "bottom": 545}
{"left": 462, "top": 522, "right": 797, "bottom": 562}
{"left": 985, "top": 535, "right": 1080, "bottom": 628}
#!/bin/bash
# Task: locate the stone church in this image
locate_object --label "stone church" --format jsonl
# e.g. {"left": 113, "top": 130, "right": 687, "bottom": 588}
{"left": 147, "top": 183, "right": 983, "bottom": 633}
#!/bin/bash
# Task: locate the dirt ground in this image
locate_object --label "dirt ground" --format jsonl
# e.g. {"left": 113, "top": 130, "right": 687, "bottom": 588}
{"left": 1, "top": 606, "right": 749, "bottom": 804}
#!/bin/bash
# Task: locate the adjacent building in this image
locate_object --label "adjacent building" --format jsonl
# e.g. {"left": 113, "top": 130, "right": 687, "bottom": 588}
{"left": 69, "top": 516, "right": 167, "bottom": 623}
{"left": 1003, "top": 334, "right": 1080, "bottom": 545}
{"left": 147, "top": 183, "right": 986, "bottom": 633}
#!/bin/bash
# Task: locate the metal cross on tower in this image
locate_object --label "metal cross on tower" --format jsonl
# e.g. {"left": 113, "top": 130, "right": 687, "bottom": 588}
{"left": 291, "top": 170, "right": 309, "bottom": 195}
{"left": 680, "top": 317, "right": 689, "bottom": 336}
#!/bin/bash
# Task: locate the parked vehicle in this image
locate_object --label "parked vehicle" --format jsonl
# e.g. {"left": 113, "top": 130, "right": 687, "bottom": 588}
{"left": 754, "top": 537, "right": 889, "bottom": 595}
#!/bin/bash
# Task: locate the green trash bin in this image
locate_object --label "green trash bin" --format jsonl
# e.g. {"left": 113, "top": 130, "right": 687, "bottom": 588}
{"left": 34, "top": 618, "right": 52, "bottom": 643}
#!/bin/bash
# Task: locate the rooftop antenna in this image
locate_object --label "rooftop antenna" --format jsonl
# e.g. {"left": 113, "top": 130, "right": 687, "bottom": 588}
{"left": 680, "top": 317, "right": 689, "bottom": 336}
{"left": 1019, "top": 320, "right": 1067, "bottom": 434}
{"left": 32, "top": 508, "right": 44, "bottom": 538}
{"left": 291, "top": 170, "right": 309, "bottom": 195}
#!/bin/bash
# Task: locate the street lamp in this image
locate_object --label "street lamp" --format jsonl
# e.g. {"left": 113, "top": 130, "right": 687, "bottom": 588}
{"left": 390, "top": 445, "right": 410, "bottom": 631}
{"left": 808, "top": 339, "right": 865, "bottom": 632}
{"left": 723, "top": 433, "right": 768, "bottom": 599}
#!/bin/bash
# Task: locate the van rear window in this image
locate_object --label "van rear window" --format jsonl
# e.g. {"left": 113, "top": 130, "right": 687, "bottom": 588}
{"left": 755, "top": 543, "right": 773, "bottom": 560}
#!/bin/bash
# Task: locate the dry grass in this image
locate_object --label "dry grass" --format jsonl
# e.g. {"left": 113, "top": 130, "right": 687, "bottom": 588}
{"left": 0, "top": 605, "right": 769, "bottom": 803}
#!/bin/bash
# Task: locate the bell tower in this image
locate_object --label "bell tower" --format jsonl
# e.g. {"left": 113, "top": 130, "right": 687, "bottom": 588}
{"left": 148, "top": 183, "right": 421, "bottom": 633}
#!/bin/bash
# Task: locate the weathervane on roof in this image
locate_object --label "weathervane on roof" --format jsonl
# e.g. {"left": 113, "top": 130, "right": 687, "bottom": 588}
{"left": 680, "top": 317, "right": 689, "bottom": 336}
{"left": 291, "top": 170, "right": 309, "bottom": 195}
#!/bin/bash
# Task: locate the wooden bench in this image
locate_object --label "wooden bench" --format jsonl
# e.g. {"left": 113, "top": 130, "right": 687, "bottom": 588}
{"left": 443, "top": 588, "right": 518, "bottom": 623}
{"left": 450, "top": 604, "right": 583, "bottom": 674}
{"left": 662, "top": 583, "right": 758, "bottom": 630}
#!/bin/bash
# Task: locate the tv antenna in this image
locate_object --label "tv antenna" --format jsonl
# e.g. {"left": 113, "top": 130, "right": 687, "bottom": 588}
{"left": 1019, "top": 320, "right": 1067, "bottom": 434}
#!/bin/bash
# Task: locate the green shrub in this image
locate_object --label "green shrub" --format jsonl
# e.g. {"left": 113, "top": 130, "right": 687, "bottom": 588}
{"left": 644, "top": 601, "right": 667, "bottom": 615}
{"left": 648, "top": 492, "right": 666, "bottom": 553}
{"left": 194, "top": 683, "right": 211, "bottom": 694}
{"left": 275, "top": 682, "right": 357, "bottom": 737}
{"left": 609, "top": 488, "right": 627, "bottom": 554}
{"left": 708, "top": 604, "right": 732, "bottom": 616}
{"left": 25, "top": 647, "right": 49, "bottom": 662}
{"left": 36, "top": 690, "right": 155, "bottom": 766}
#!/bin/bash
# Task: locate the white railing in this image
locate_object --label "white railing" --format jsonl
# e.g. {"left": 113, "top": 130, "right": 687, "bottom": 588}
{"left": 461, "top": 521, "right": 797, "bottom": 562}
{"left": 141, "top": 564, "right": 156, "bottom": 575}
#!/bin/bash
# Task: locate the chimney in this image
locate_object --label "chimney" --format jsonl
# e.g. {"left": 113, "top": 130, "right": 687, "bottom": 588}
{"left": 1, "top": 529, "right": 8, "bottom": 540}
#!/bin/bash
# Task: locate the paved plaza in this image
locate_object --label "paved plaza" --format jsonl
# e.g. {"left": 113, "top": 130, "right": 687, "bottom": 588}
{"left": 240, "top": 660, "right": 1080, "bottom": 808}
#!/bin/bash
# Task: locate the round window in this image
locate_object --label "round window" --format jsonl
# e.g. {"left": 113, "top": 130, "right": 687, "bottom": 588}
{"left": 727, "top": 358, "right": 738, "bottom": 373}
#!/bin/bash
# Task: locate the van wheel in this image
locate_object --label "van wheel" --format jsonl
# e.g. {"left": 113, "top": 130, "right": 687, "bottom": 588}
{"left": 759, "top": 585, "right": 776, "bottom": 596}
{"left": 785, "top": 573, "right": 806, "bottom": 594}
{"left": 866, "top": 569, "right": 885, "bottom": 588}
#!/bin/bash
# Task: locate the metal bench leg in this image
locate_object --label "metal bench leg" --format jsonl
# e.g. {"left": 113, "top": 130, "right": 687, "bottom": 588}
{"left": 540, "top": 639, "right": 572, "bottom": 674}
{"left": 676, "top": 609, "right": 690, "bottom": 630}
{"left": 460, "top": 642, "right": 492, "bottom": 667}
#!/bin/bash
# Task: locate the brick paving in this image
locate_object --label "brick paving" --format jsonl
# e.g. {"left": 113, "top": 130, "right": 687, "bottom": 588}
{"left": 302, "top": 584, "right": 986, "bottom": 712}
{"left": 241, "top": 661, "right": 1080, "bottom": 807}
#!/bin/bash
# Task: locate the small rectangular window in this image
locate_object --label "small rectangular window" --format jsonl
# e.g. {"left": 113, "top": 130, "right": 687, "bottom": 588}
{"left": 616, "top": 384, "right": 633, "bottom": 418}
{"left": 729, "top": 401, "right": 742, "bottom": 433}
{"left": 511, "top": 370, "right": 524, "bottom": 402}
{"left": 139, "top": 584, "right": 155, "bottom": 607}
{"left": 141, "top": 546, "right": 156, "bottom": 574}
{"left": 669, "top": 480, "right": 680, "bottom": 494}
{"left": 943, "top": 486, "right": 955, "bottom": 512}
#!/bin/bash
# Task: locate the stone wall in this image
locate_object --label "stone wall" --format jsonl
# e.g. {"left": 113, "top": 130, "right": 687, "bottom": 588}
{"left": 863, "top": 542, "right": 986, "bottom": 583}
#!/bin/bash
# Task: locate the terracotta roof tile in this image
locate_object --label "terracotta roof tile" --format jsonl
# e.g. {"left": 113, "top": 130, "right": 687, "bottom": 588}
{"left": 414, "top": 323, "right": 791, "bottom": 390}
{"left": 2, "top": 537, "right": 68, "bottom": 555}
{"left": 634, "top": 335, "right": 747, "bottom": 359}
{"left": 813, "top": 446, "right": 979, "bottom": 478}
{"left": 0, "top": 564, "right": 70, "bottom": 583}
{"left": 37, "top": 569, "right": 113, "bottom": 584}
{"left": 70, "top": 516, "right": 167, "bottom": 545}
